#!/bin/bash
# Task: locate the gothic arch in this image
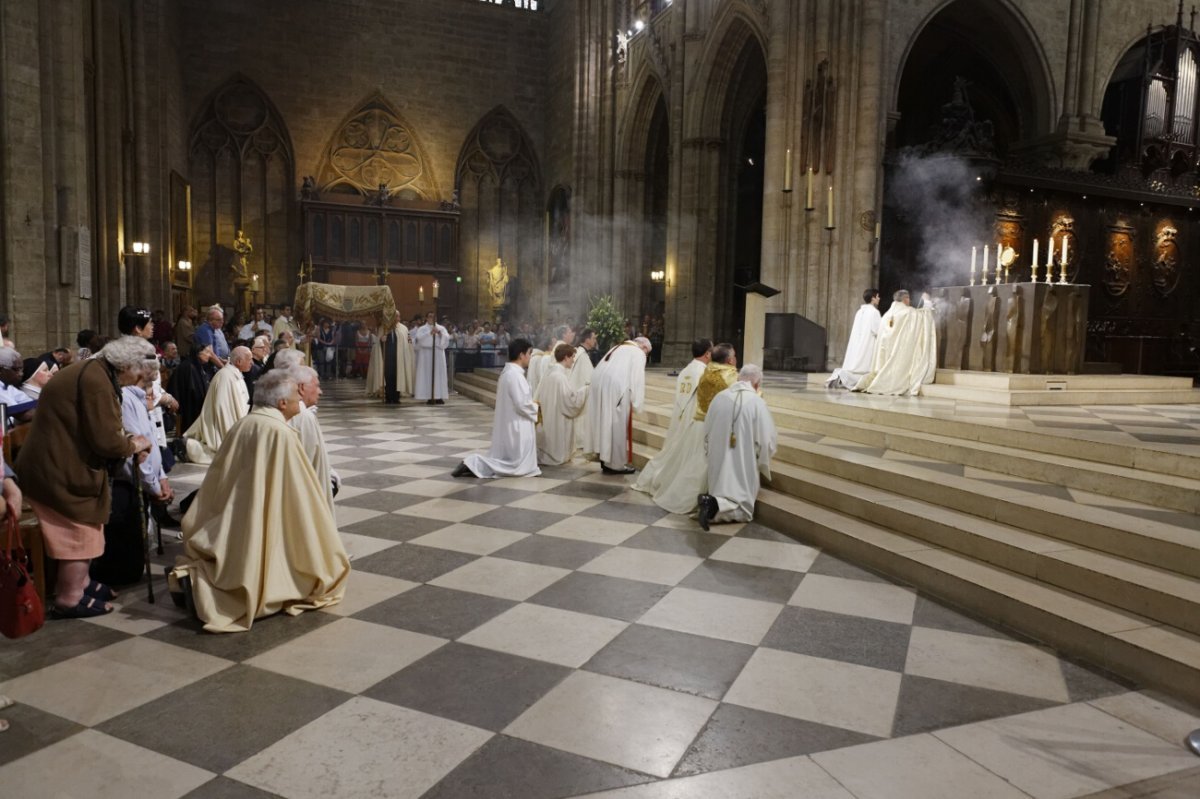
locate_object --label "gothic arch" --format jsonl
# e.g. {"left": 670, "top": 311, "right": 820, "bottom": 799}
{"left": 315, "top": 92, "right": 439, "bottom": 201}
{"left": 893, "top": 0, "right": 1055, "bottom": 146}
{"left": 620, "top": 70, "right": 667, "bottom": 173}
{"left": 685, "top": 8, "right": 767, "bottom": 140}
{"left": 455, "top": 106, "right": 543, "bottom": 319}
{"left": 188, "top": 74, "right": 295, "bottom": 307}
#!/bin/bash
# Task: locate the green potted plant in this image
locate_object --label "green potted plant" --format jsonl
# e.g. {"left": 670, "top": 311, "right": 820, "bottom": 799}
{"left": 585, "top": 295, "right": 627, "bottom": 352}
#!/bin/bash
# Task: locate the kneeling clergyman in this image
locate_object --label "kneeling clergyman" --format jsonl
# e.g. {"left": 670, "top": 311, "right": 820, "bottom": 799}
{"left": 632, "top": 338, "right": 711, "bottom": 496}
{"left": 534, "top": 343, "right": 588, "bottom": 466}
{"left": 170, "top": 370, "right": 350, "bottom": 633}
{"left": 454, "top": 338, "right": 540, "bottom": 478}
{"left": 853, "top": 289, "right": 938, "bottom": 397}
{"left": 287, "top": 365, "right": 339, "bottom": 514}
{"left": 182, "top": 346, "right": 251, "bottom": 464}
{"left": 826, "top": 288, "right": 881, "bottom": 390}
{"left": 698, "top": 364, "right": 777, "bottom": 530}
{"left": 583, "top": 336, "right": 652, "bottom": 474}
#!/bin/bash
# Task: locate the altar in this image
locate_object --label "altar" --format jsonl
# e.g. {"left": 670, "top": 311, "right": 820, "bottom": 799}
{"left": 932, "top": 283, "right": 1089, "bottom": 375}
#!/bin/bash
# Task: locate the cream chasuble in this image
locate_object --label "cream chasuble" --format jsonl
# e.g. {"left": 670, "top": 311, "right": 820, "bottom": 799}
{"left": 705, "top": 382, "right": 777, "bottom": 523}
{"left": 534, "top": 362, "right": 588, "bottom": 466}
{"left": 291, "top": 402, "right": 337, "bottom": 514}
{"left": 394, "top": 322, "right": 415, "bottom": 397}
{"left": 632, "top": 358, "right": 706, "bottom": 496}
{"left": 463, "top": 362, "right": 540, "bottom": 478}
{"left": 184, "top": 363, "right": 249, "bottom": 464}
{"left": 853, "top": 302, "right": 937, "bottom": 396}
{"left": 366, "top": 334, "right": 384, "bottom": 397}
{"left": 178, "top": 407, "right": 350, "bottom": 633}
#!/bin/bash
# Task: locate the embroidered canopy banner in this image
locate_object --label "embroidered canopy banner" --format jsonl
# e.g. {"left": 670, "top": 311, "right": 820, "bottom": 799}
{"left": 294, "top": 282, "right": 398, "bottom": 330}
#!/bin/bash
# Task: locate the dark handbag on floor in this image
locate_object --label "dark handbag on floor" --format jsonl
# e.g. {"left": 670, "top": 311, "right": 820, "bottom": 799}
{"left": 0, "top": 508, "right": 44, "bottom": 639}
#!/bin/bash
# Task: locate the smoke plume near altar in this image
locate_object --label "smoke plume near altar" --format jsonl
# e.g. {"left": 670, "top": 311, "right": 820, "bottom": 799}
{"left": 888, "top": 153, "right": 990, "bottom": 290}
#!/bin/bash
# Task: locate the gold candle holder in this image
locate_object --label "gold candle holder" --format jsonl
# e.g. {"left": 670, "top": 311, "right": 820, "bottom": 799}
{"left": 1057, "top": 257, "right": 1068, "bottom": 285}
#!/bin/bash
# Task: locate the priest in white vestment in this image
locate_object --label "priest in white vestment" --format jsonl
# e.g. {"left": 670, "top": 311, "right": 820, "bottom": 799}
{"left": 287, "top": 366, "right": 339, "bottom": 513}
{"left": 698, "top": 365, "right": 777, "bottom": 529}
{"left": 633, "top": 338, "right": 712, "bottom": 496}
{"left": 582, "top": 336, "right": 652, "bottom": 474}
{"left": 183, "top": 346, "right": 252, "bottom": 464}
{"left": 570, "top": 328, "right": 597, "bottom": 451}
{"left": 529, "top": 325, "right": 574, "bottom": 396}
{"left": 827, "top": 289, "right": 881, "bottom": 389}
{"left": 172, "top": 370, "right": 350, "bottom": 633}
{"left": 413, "top": 311, "right": 450, "bottom": 404}
{"left": 365, "top": 327, "right": 384, "bottom": 398}
{"left": 534, "top": 344, "right": 589, "bottom": 465}
{"left": 642, "top": 344, "right": 738, "bottom": 513}
{"left": 853, "top": 290, "right": 938, "bottom": 397}
{"left": 377, "top": 320, "right": 414, "bottom": 403}
{"left": 455, "top": 339, "right": 540, "bottom": 478}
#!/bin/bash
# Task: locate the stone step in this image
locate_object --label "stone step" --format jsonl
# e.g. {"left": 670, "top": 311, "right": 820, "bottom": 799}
{"left": 746, "top": 484, "right": 1200, "bottom": 709}
{"left": 930, "top": 370, "right": 1193, "bottom": 391}
{"left": 919, "top": 384, "right": 1200, "bottom": 407}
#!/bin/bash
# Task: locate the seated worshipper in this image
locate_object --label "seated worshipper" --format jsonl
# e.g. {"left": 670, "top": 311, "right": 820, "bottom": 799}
{"left": 194, "top": 305, "right": 231, "bottom": 367}
{"left": 170, "top": 370, "right": 350, "bottom": 633}
{"left": 0, "top": 347, "right": 37, "bottom": 420}
{"left": 92, "top": 359, "right": 174, "bottom": 585}
{"left": 534, "top": 344, "right": 589, "bottom": 465}
{"left": 582, "top": 336, "right": 652, "bottom": 474}
{"left": 15, "top": 337, "right": 155, "bottom": 617}
{"left": 413, "top": 311, "right": 450, "bottom": 404}
{"left": 272, "top": 305, "right": 302, "bottom": 346}
{"left": 454, "top": 339, "right": 540, "bottom": 478}
{"left": 852, "top": 289, "right": 938, "bottom": 397}
{"left": 633, "top": 338, "right": 712, "bottom": 495}
{"left": 20, "top": 354, "right": 58, "bottom": 401}
{"left": 382, "top": 317, "right": 415, "bottom": 404}
{"left": 168, "top": 343, "right": 216, "bottom": 433}
{"left": 245, "top": 336, "right": 270, "bottom": 402}
{"left": 287, "top": 365, "right": 339, "bottom": 512}
{"left": 182, "top": 346, "right": 252, "bottom": 464}
{"left": 697, "top": 364, "right": 778, "bottom": 529}
{"left": 640, "top": 343, "right": 738, "bottom": 514}
{"left": 826, "top": 288, "right": 881, "bottom": 390}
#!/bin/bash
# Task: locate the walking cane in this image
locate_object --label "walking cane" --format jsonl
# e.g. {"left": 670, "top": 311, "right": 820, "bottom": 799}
{"left": 137, "top": 482, "right": 155, "bottom": 604}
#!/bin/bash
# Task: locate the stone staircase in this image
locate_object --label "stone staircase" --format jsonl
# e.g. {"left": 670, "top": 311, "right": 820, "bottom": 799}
{"left": 454, "top": 368, "right": 1200, "bottom": 705}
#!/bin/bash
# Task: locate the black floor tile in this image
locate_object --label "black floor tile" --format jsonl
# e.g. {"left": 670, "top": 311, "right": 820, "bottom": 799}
{"left": 621, "top": 526, "right": 731, "bottom": 559}
{"left": 353, "top": 584, "right": 516, "bottom": 639}
{"left": 0, "top": 703, "right": 83, "bottom": 766}
{"left": 911, "top": 595, "right": 1013, "bottom": 640}
{"left": 674, "top": 703, "right": 877, "bottom": 776}
{"left": 761, "top": 606, "right": 912, "bottom": 672}
{"left": 421, "top": 735, "right": 651, "bottom": 799}
{"left": 584, "top": 624, "right": 754, "bottom": 700}
{"left": 734, "top": 522, "right": 798, "bottom": 543}
{"left": 890, "top": 674, "right": 1058, "bottom": 737}
{"left": 805, "top": 552, "right": 890, "bottom": 584}
{"left": 462, "top": 506, "right": 569, "bottom": 533}
{"left": 679, "top": 560, "right": 804, "bottom": 604}
{"left": 579, "top": 500, "right": 670, "bottom": 526}
{"left": 182, "top": 777, "right": 284, "bottom": 799}
{"left": 366, "top": 643, "right": 570, "bottom": 731}
{"left": 450, "top": 485, "right": 537, "bottom": 507}
{"left": 547, "top": 481, "right": 628, "bottom": 500}
{"left": 352, "top": 543, "right": 478, "bottom": 583}
{"left": 337, "top": 489, "right": 429, "bottom": 513}
{"left": 1060, "top": 656, "right": 1135, "bottom": 702}
{"left": 491, "top": 536, "right": 612, "bottom": 570}
{"left": 98, "top": 665, "right": 350, "bottom": 773}
{"left": 144, "top": 608, "right": 337, "bottom": 662}
{"left": 529, "top": 572, "right": 670, "bottom": 622}
{"left": 0, "top": 620, "right": 129, "bottom": 680}
{"left": 340, "top": 513, "right": 453, "bottom": 542}
{"left": 339, "top": 472, "right": 420, "bottom": 490}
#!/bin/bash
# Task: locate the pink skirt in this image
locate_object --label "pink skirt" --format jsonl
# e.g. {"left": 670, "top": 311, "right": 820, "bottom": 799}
{"left": 27, "top": 498, "right": 105, "bottom": 560}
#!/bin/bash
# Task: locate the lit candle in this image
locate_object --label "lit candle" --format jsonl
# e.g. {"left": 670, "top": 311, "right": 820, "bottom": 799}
{"left": 783, "top": 149, "right": 793, "bottom": 193}
{"left": 432, "top": 280, "right": 439, "bottom": 300}
{"left": 826, "top": 185, "right": 834, "bottom": 228}
{"left": 1047, "top": 237, "right": 1055, "bottom": 268}
{"left": 970, "top": 246, "right": 977, "bottom": 285}
{"left": 805, "top": 168, "right": 814, "bottom": 209}
{"left": 1062, "top": 236, "right": 1068, "bottom": 266}
{"left": 982, "top": 245, "right": 990, "bottom": 283}
{"left": 419, "top": 286, "right": 424, "bottom": 302}
{"left": 251, "top": 273, "right": 259, "bottom": 291}
{"left": 1031, "top": 238, "right": 1039, "bottom": 280}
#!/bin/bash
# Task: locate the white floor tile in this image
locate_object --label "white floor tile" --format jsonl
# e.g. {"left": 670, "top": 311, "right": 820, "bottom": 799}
{"left": 408, "top": 523, "right": 530, "bottom": 555}
{"left": 905, "top": 626, "right": 1070, "bottom": 702}
{"left": 429, "top": 556, "right": 570, "bottom": 601}
{"left": 579, "top": 755, "right": 856, "bottom": 798}
{"left": 639, "top": 586, "right": 783, "bottom": 646}
{"left": 711, "top": 537, "right": 821, "bottom": 573}
{"left": 459, "top": 603, "right": 627, "bottom": 667}
{"left": 788, "top": 573, "right": 917, "bottom": 624}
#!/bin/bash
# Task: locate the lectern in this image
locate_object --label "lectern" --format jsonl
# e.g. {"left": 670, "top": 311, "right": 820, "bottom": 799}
{"left": 738, "top": 282, "right": 781, "bottom": 369}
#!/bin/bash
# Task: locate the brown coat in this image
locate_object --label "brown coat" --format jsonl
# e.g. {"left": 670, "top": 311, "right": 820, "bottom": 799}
{"left": 15, "top": 358, "right": 138, "bottom": 524}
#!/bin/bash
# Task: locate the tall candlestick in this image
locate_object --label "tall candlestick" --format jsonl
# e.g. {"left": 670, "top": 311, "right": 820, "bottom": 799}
{"left": 783, "top": 149, "right": 793, "bottom": 193}
{"left": 982, "top": 245, "right": 990, "bottom": 284}
{"left": 970, "top": 246, "right": 977, "bottom": 286}
{"left": 805, "top": 168, "right": 814, "bottom": 209}
{"left": 826, "top": 185, "right": 834, "bottom": 229}
{"left": 419, "top": 285, "right": 424, "bottom": 302}
{"left": 1031, "top": 238, "right": 1039, "bottom": 282}
{"left": 432, "top": 280, "right": 439, "bottom": 300}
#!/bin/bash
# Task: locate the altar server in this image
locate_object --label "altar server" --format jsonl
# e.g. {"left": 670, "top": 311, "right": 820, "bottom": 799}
{"left": 534, "top": 344, "right": 588, "bottom": 466}
{"left": 454, "top": 339, "right": 540, "bottom": 478}
{"left": 633, "top": 338, "right": 711, "bottom": 495}
{"left": 697, "top": 364, "right": 777, "bottom": 529}
{"left": 182, "top": 346, "right": 251, "bottom": 464}
{"left": 583, "top": 336, "right": 651, "bottom": 474}
{"left": 413, "top": 311, "right": 450, "bottom": 404}
{"left": 826, "top": 289, "right": 881, "bottom": 389}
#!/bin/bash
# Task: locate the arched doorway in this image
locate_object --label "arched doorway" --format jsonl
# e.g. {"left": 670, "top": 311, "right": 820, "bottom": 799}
{"left": 718, "top": 37, "right": 767, "bottom": 352}
{"left": 642, "top": 95, "right": 669, "bottom": 356}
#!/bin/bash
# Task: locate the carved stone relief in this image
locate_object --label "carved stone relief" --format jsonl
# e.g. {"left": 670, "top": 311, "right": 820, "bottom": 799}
{"left": 1153, "top": 223, "right": 1181, "bottom": 296}
{"left": 317, "top": 93, "right": 437, "bottom": 200}
{"left": 1104, "top": 223, "right": 1135, "bottom": 297}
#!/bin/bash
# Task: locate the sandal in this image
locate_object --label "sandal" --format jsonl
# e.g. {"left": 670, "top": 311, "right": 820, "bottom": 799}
{"left": 83, "top": 580, "right": 118, "bottom": 602}
{"left": 52, "top": 595, "right": 113, "bottom": 619}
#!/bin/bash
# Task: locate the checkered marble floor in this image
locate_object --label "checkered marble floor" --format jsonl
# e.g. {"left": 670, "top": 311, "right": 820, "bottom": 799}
{"left": 2, "top": 379, "right": 1198, "bottom": 799}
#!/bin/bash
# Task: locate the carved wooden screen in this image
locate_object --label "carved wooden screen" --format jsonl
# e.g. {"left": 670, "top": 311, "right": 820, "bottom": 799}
{"left": 303, "top": 201, "right": 458, "bottom": 273}
{"left": 456, "top": 106, "right": 542, "bottom": 319}
{"left": 188, "top": 75, "right": 294, "bottom": 307}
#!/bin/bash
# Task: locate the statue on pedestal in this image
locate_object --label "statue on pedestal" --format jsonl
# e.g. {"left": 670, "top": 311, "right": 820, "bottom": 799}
{"left": 487, "top": 257, "right": 512, "bottom": 312}
{"left": 230, "top": 230, "right": 254, "bottom": 315}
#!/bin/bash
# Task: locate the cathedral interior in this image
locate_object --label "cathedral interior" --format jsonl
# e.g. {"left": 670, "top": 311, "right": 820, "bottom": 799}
{"left": 3, "top": 1, "right": 1200, "bottom": 797}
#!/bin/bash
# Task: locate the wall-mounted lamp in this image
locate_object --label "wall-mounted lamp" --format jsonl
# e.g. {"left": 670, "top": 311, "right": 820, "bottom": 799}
{"left": 176, "top": 260, "right": 192, "bottom": 271}
{"left": 124, "top": 241, "right": 150, "bottom": 257}
{"left": 650, "top": 269, "right": 666, "bottom": 283}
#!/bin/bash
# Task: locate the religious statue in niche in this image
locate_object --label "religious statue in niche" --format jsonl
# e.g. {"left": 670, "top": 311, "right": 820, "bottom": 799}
{"left": 1153, "top": 224, "right": 1181, "bottom": 296}
{"left": 300, "top": 176, "right": 318, "bottom": 200}
{"left": 1104, "top": 225, "right": 1135, "bottom": 297}
{"left": 231, "top": 229, "right": 253, "bottom": 278}
{"left": 367, "top": 182, "right": 390, "bottom": 207}
{"left": 801, "top": 59, "right": 837, "bottom": 175}
{"left": 488, "top": 258, "right": 512, "bottom": 311}
{"left": 548, "top": 187, "right": 571, "bottom": 293}
{"left": 1051, "top": 215, "right": 1078, "bottom": 282}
